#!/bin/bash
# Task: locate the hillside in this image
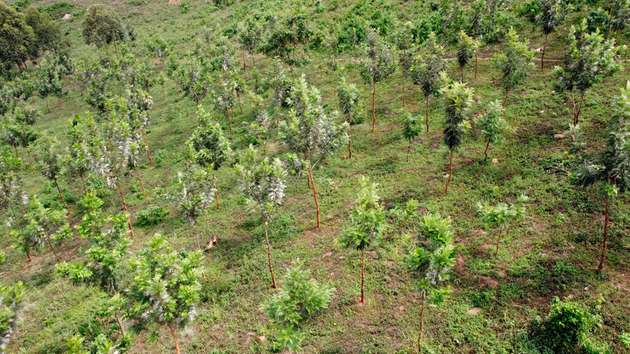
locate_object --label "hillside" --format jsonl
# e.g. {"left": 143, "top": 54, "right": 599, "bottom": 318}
{"left": 0, "top": 0, "right": 628, "bottom": 353}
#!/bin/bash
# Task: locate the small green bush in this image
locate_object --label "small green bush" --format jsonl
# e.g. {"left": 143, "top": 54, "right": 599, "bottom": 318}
{"left": 530, "top": 298, "right": 608, "bottom": 354}
{"left": 134, "top": 206, "right": 167, "bottom": 227}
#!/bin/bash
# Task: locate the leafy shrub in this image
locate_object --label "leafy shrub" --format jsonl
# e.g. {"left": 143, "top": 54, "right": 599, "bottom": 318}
{"left": 41, "top": 2, "right": 79, "bottom": 19}
{"left": 529, "top": 298, "right": 608, "bottom": 354}
{"left": 134, "top": 206, "right": 167, "bottom": 227}
{"left": 263, "top": 264, "right": 334, "bottom": 351}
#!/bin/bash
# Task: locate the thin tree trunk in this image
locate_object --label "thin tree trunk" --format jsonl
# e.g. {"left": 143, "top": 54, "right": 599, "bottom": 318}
{"left": 116, "top": 184, "right": 135, "bottom": 238}
{"left": 503, "top": 88, "right": 510, "bottom": 106}
{"left": 597, "top": 196, "right": 610, "bottom": 273}
{"left": 541, "top": 33, "right": 548, "bottom": 70}
{"left": 461, "top": 66, "right": 465, "bottom": 82}
{"left": 227, "top": 109, "right": 232, "bottom": 131}
{"left": 444, "top": 150, "right": 454, "bottom": 194}
{"left": 307, "top": 165, "right": 321, "bottom": 229}
{"left": 143, "top": 133, "right": 154, "bottom": 165}
{"left": 360, "top": 248, "right": 366, "bottom": 304}
{"left": 115, "top": 314, "right": 126, "bottom": 337}
{"left": 53, "top": 178, "right": 72, "bottom": 225}
{"left": 45, "top": 236, "right": 59, "bottom": 262}
{"left": 401, "top": 80, "right": 405, "bottom": 108}
{"left": 263, "top": 219, "right": 277, "bottom": 288}
{"left": 215, "top": 190, "right": 221, "bottom": 209}
{"left": 135, "top": 170, "right": 147, "bottom": 198}
{"left": 407, "top": 140, "right": 412, "bottom": 161}
{"left": 26, "top": 249, "right": 32, "bottom": 263}
{"left": 417, "top": 290, "right": 426, "bottom": 352}
{"left": 169, "top": 325, "right": 180, "bottom": 354}
{"left": 371, "top": 79, "right": 377, "bottom": 133}
{"left": 495, "top": 227, "right": 502, "bottom": 258}
{"left": 242, "top": 50, "right": 246, "bottom": 70}
{"left": 347, "top": 134, "right": 353, "bottom": 159}
{"left": 424, "top": 95, "right": 430, "bottom": 133}
{"left": 483, "top": 140, "right": 491, "bottom": 161}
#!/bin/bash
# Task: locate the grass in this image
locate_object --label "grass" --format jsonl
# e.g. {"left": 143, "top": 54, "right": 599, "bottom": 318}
{"left": 1, "top": 0, "right": 629, "bottom": 353}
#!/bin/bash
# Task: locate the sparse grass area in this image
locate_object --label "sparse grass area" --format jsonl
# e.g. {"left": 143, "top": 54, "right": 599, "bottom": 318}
{"left": 1, "top": 0, "right": 628, "bottom": 353}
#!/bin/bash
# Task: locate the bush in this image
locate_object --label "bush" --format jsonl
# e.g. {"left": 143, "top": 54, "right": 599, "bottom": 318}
{"left": 530, "top": 298, "right": 608, "bottom": 354}
{"left": 134, "top": 206, "right": 168, "bottom": 227}
{"left": 263, "top": 264, "right": 334, "bottom": 351}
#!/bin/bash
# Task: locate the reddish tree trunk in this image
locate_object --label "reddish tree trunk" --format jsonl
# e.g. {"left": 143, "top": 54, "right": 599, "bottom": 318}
{"left": 169, "top": 325, "right": 180, "bottom": 354}
{"left": 264, "top": 220, "right": 277, "bottom": 288}
{"left": 597, "top": 196, "right": 610, "bottom": 273}
{"left": 347, "top": 134, "right": 353, "bottom": 159}
{"left": 474, "top": 52, "right": 479, "bottom": 80}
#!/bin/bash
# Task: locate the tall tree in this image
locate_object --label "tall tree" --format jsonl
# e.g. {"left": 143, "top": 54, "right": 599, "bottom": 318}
{"left": 235, "top": 146, "right": 287, "bottom": 289}
{"left": 493, "top": 28, "right": 533, "bottom": 105}
{"left": 410, "top": 33, "right": 446, "bottom": 133}
{"left": 339, "top": 177, "right": 386, "bottom": 304}
{"left": 572, "top": 82, "right": 629, "bottom": 273}
{"left": 359, "top": 29, "right": 396, "bottom": 132}
{"left": 128, "top": 235, "right": 203, "bottom": 354}
{"left": 279, "top": 75, "right": 348, "bottom": 229}
{"left": 407, "top": 212, "right": 456, "bottom": 351}
{"left": 441, "top": 82, "right": 474, "bottom": 194}
{"left": 82, "top": 5, "right": 133, "bottom": 48}
{"left": 554, "top": 20, "right": 620, "bottom": 125}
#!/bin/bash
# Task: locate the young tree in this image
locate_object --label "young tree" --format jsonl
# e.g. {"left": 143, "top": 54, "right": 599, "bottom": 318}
{"left": 339, "top": 177, "right": 386, "bottom": 304}
{"left": 0, "top": 146, "right": 23, "bottom": 211}
{"left": 396, "top": 21, "right": 415, "bottom": 108}
{"left": 401, "top": 112, "right": 421, "bottom": 160}
{"left": 128, "top": 235, "right": 203, "bottom": 354}
{"left": 534, "top": 0, "right": 565, "bottom": 70}
{"left": 554, "top": 20, "right": 621, "bottom": 125}
{"left": 238, "top": 18, "right": 261, "bottom": 68}
{"left": 477, "top": 196, "right": 527, "bottom": 257}
{"left": 407, "top": 212, "right": 456, "bottom": 351}
{"left": 279, "top": 75, "right": 348, "bottom": 229}
{"left": 493, "top": 28, "right": 534, "bottom": 105}
{"left": 172, "top": 166, "right": 217, "bottom": 226}
{"left": 359, "top": 29, "right": 396, "bottom": 132}
{"left": 572, "top": 83, "right": 629, "bottom": 273}
{"left": 410, "top": 32, "right": 446, "bottom": 133}
{"left": 235, "top": 146, "right": 287, "bottom": 289}
{"left": 213, "top": 80, "right": 237, "bottom": 130}
{"left": 263, "top": 264, "right": 334, "bottom": 351}
{"left": 0, "top": 3, "right": 35, "bottom": 72}
{"left": 478, "top": 99, "right": 506, "bottom": 161}
{"left": 12, "top": 195, "right": 71, "bottom": 262}
{"left": 337, "top": 77, "right": 362, "bottom": 159}
{"left": 187, "top": 106, "right": 232, "bottom": 207}
{"left": 441, "top": 81, "right": 474, "bottom": 194}
{"left": 32, "top": 135, "right": 72, "bottom": 223}
{"left": 456, "top": 31, "right": 479, "bottom": 82}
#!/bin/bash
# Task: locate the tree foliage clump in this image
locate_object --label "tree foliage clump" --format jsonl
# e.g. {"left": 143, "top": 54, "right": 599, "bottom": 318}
{"left": 339, "top": 177, "right": 386, "bottom": 304}
{"left": 407, "top": 212, "right": 456, "bottom": 351}
{"left": 456, "top": 30, "right": 479, "bottom": 81}
{"left": 82, "top": 5, "right": 134, "bottom": 47}
{"left": 359, "top": 29, "right": 396, "bottom": 132}
{"left": 410, "top": 32, "right": 446, "bottom": 133}
{"left": 572, "top": 82, "right": 629, "bottom": 272}
{"left": 530, "top": 298, "right": 608, "bottom": 354}
{"left": 554, "top": 20, "right": 621, "bottom": 125}
{"left": 493, "top": 28, "right": 533, "bottom": 103}
{"left": 263, "top": 264, "right": 334, "bottom": 352}
{"left": 187, "top": 106, "right": 232, "bottom": 170}
{"left": 441, "top": 81, "right": 474, "bottom": 194}
{"left": 280, "top": 75, "right": 348, "bottom": 229}
{"left": 478, "top": 99, "right": 506, "bottom": 161}
{"left": 337, "top": 77, "right": 362, "bottom": 158}
{"left": 128, "top": 235, "right": 203, "bottom": 354}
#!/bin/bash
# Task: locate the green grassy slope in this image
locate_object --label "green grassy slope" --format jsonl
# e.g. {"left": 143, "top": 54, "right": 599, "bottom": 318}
{"left": 1, "top": 0, "right": 628, "bottom": 353}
